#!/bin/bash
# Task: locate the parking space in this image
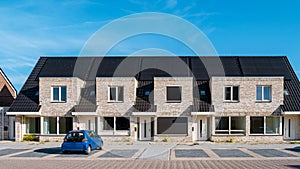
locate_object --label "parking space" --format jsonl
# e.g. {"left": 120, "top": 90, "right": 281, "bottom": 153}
{"left": 98, "top": 149, "right": 139, "bottom": 158}
{"left": 0, "top": 149, "right": 29, "bottom": 156}
{"left": 175, "top": 149, "right": 209, "bottom": 158}
{"left": 248, "top": 149, "right": 297, "bottom": 157}
{"left": 0, "top": 142, "right": 299, "bottom": 161}
{"left": 212, "top": 149, "right": 253, "bottom": 158}
{"left": 172, "top": 148, "right": 299, "bottom": 159}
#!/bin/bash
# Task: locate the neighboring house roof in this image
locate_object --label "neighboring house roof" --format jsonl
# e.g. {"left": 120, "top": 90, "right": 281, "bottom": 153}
{"left": 0, "top": 68, "right": 17, "bottom": 107}
{"left": 8, "top": 56, "right": 300, "bottom": 112}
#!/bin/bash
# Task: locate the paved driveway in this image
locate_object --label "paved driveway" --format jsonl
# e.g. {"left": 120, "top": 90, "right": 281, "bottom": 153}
{"left": 0, "top": 141, "right": 299, "bottom": 169}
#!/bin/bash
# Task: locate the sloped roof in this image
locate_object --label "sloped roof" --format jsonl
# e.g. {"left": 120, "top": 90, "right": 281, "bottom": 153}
{"left": 8, "top": 56, "right": 300, "bottom": 112}
{"left": 0, "top": 68, "right": 17, "bottom": 106}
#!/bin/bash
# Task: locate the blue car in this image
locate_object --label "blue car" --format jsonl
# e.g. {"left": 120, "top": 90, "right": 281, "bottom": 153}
{"left": 61, "top": 130, "right": 103, "bottom": 154}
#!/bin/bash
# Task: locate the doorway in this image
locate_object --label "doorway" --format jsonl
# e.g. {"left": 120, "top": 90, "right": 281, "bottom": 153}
{"left": 198, "top": 117, "right": 208, "bottom": 141}
{"left": 284, "top": 117, "right": 296, "bottom": 140}
{"left": 138, "top": 116, "right": 152, "bottom": 141}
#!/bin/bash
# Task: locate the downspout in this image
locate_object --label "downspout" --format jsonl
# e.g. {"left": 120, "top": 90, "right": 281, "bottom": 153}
{"left": 1, "top": 108, "right": 4, "bottom": 140}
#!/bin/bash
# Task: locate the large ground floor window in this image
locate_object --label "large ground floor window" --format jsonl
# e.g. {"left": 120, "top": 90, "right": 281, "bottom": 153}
{"left": 25, "top": 117, "right": 40, "bottom": 134}
{"left": 157, "top": 117, "right": 188, "bottom": 135}
{"left": 215, "top": 116, "right": 245, "bottom": 135}
{"left": 250, "top": 116, "right": 281, "bottom": 135}
{"left": 101, "top": 116, "right": 130, "bottom": 135}
{"left": 43, "top": 117, "right": 73, "bottom": 135}
{"left": 59, "top": 117, "right": 73, "bottom": 134}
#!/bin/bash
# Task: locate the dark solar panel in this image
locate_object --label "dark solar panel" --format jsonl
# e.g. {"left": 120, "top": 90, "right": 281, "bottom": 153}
{"left": 238, "top": 57, "right": 293, "bottom": 80}
{"left": 38, "top": 57, "right": 77, "bottom": 78}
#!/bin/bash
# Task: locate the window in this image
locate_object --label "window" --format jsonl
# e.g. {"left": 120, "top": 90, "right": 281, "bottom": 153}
{"left": 108, "top": 86, "right": 124, "bottom": 102}
{"left": 51, "top": 86, "right": 67, "bottom": 102}
{"left": 250, "top": 117, "right": 264, "bottom": 134}
{"left": 25, "top": 117, "right": 40, "bottom": 134}
{"left": 59, "top": 117, "right": 73, "bottom": 134}
{"left": 43, "top": 117, "right": 73, "bottom": 135}
{"left": 224, "top": 86, "right": 239, "bottom": 102}
{"left": 116, "top": 117, "right": 130, "bottom": 130}
{"left": 215, "top": 117, "right": 229, "bottom": 134}
{"left": 215, "top": 116, "right": 245, "bottom": 135}
{"left": 256, "top": 86, "right": 271, "bottom": 101}
{"left": 102, "top": 117, "right": 130, "bottom": 131}
{"left": 266, "top": 116, "right": 280, "bottom": 134}
{"left": 103, "top": 117, "right": 114, "bottom": 130}
{"left": 166, "top": 86, "right": 182, "bottom": 102}
{"left": 157, "top": 117, "right": 187, "bottom": 135}
{"left": 43, "top": 117, "right": 57, "bottom": 134}
{"left": 250, "top": 116, "right": 281, "bottom": 135}
{"left": 200, "top": 90, "right": 206, "bottom": 96}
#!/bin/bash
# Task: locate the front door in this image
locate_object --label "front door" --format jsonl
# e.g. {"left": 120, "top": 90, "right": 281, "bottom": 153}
{"left": 198, "top": 117, "right": 207, "bottom": 141}
{"left": 284, "top": 117, "right": 296, "bottom": 140}
{"left": 139, "top": 116, "right": 151, "bottom": 141}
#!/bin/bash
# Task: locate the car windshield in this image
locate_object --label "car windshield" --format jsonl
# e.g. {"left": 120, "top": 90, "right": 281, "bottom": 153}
{"left": 65, "top": 132, "right": 85, "bottom": 142}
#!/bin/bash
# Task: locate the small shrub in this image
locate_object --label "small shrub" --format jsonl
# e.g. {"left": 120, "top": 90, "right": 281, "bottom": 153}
{"left": 162, "top": 136, "right": 169, "bottom": 142}
{"left": 23, "top": 134, "right": 39, "bottom": 142}
{"left": 123, "top": 136, "right": 131, "bottom": 142}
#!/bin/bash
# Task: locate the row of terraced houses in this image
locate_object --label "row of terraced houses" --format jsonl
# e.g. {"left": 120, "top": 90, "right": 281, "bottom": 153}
{"left": 5, "top": 56, "right": 300, "bottom": 142}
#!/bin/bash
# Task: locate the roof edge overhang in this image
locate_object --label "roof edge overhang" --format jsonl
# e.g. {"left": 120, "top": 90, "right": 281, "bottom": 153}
{"left": 282, "top": 111, "right": 300, "bottom": 115}
{"left": 6, "top": 112, "right": 41, "bottom": 115}
{"left": 72, "top": 112, "right": 97, "bottom": 116}
{"left": 191, "top": 112, "right": 215, "bottom": 116}
{"left": 132, "top": 112, "right": 156, "bottom": 116}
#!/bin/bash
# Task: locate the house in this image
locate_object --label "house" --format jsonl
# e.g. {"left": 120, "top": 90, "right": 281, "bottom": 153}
{"left": 7, "top": 56, "right": 300, "bottom": 142}
{"left": 0, "top": 68, "right": 17, "bottom": 140}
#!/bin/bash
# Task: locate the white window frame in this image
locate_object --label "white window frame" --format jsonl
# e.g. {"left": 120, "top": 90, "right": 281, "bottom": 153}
{"left": 214, "top": 116, "right": 245, "bottom": 135}
{"left": 51, "top": 86, "right": 67, "bottom": 102}
{"left": 224, "top": 86, "right": 239, "bottom": 102}
{"left": 250, "top": 116, "right": 282, "bottom": 135}
{"left": 108, "top": 86, "right": 124, "bottom": 102}
{"left": 166, "top": 86, "right": 182, "bottom": 103}
{"left": 256, "top": 85, "right": 271, "bottom": 102}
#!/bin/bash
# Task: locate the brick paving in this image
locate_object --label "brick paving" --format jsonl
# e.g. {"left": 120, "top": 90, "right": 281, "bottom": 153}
{"left": 0, "top": 159, "right": 299, "bottom": 169}
{"left": 0, "top": 142, "right": 299, "bottom": 168}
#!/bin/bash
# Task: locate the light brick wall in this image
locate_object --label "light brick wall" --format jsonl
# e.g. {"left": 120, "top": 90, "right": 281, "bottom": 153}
{"left": 96, "top": 77, "right": 137, "bottom": 116}
{"left": 211, "top": 77, "right": 284, "bottom": 116}
{"left": 154, "top": 77, "right": 193, "bottom": 142}
{"left": 39, "top": 77, "right": 85, "bottom": 116}
{"left": 154, "top": 77, "right": 193, "bottom": 116}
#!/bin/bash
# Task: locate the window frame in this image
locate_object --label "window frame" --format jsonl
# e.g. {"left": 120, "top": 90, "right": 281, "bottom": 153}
{"left": 214, "top": 116, "right": 245, "bottom": 135}
{"left": 250, "top": 116, "right": 281, "bottom": 135}
{"left": 51, "top": 86, "right": 67, "bottom": 103}
{"left": 223, "top": 86, "right": 239, "bottom": 102}
{"left": 166, "top": 86, "right": 182, "bottom": 103}
{"left": 256, "top": 85, "right": 272, "bottom": 102}
{"left": 108, "top": 86, "right": 124, "bottom": 102}
{"left": 157, "top": 117, "right": 188, "bottom": 135}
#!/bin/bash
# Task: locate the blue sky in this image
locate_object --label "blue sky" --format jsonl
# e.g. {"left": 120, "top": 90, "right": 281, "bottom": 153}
{"left": 0, "top": 0, "right": 300, "bottom": 91}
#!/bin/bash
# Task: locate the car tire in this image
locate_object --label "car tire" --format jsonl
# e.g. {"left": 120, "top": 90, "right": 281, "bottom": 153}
{"left": 85, "top": 145, "right": 91, "bottom": 154}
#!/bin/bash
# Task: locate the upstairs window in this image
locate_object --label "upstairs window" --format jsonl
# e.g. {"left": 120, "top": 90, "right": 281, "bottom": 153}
{"left": 166, "top": 86, "right": 182, "bottom": 102}
{"left": 51, "top": 86, "right": 67, "bottom": 102}
{"left": 108, "top": 86, "right": 124, "bottom": 102}
{"left": 224, "top": 86, "right": 239, "bottom": 102}
{"left": 256, "top": 86, "right": 271, "bottom": 101}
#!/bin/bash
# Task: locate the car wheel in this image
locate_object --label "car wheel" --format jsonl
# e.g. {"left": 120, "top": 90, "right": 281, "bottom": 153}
{"left": 85, "top": 145, "right": 91, "bottom": 154}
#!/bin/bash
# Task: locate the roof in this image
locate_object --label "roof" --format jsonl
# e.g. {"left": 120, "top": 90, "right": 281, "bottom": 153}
{"left": 0, "top": 68, "right": 17, "bottom": 106}
{"left": 8, "top": 56, "right": 300, "bottom": 112}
